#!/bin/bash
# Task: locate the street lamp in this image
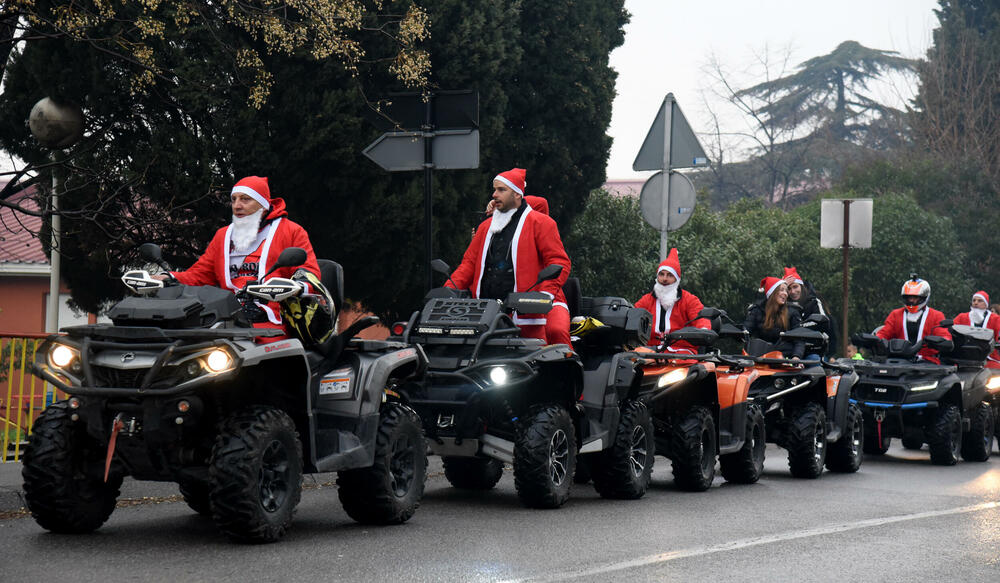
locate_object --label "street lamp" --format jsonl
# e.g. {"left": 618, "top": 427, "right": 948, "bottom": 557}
{"left": 28, "top": 97, "right": 85, "bottom": 334}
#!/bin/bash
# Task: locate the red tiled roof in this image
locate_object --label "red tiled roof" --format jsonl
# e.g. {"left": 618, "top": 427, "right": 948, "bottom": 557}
{"left": 0, "top": 183, "right": 47, "bottom": 265}
{"left": 603, "top": 179, "right": 645, "bottom": 198}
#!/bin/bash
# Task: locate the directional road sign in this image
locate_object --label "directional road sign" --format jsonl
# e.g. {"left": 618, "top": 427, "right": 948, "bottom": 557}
{"left": 362, "top": 129, "right": 479, "bottom": 172}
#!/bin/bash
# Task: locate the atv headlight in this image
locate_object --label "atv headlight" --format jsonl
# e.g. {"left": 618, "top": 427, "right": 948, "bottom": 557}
{"left": 657, "top": 368, "right": 688, "bottom": 388}
{"left": 911, "top": 381, "right": 939, "bottom": 392}
{"left": 50, "top": 344, "right": 78, "bottom": 369}
{"left": 986, "top": 376, "right": 1000, "bottom": 392}
{"left": 205, "top": 349, "right": 234, "bottom": 373}
{"left": 489, "top": 367, "right": 509, "bottom": 386}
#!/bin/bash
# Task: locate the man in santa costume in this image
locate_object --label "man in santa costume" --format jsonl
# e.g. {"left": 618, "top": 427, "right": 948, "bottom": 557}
{"left": 448, "top": 168, "right": 572, "bottom": 344}
{"left": 876, "top": 276, "right": 951, "bottom": 364}
{"left": 634, "top": 248, "right": 709, "bottom": 353}
{"left": 164, "top": 175, "right": 321, "bottom": 337}
{"left": 952, "top": 290, "right": 1000, "bottom": 369}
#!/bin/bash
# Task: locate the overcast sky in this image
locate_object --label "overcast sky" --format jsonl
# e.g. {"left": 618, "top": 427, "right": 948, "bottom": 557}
{"left": 606, "top": 0, "right": 941, "bottom": 180}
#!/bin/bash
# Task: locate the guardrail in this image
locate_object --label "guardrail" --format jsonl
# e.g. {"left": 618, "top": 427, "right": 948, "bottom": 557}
{"left": 2, "top": 333, "right": 56, "bottom": 463}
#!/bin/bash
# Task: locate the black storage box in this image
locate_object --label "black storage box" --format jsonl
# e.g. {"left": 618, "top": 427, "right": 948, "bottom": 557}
{"left": 577, "top": 296, "right": 651, "bottom": 348}
{"left": 942, "top": 324, "right": 994, "bottom": 364}
{"left": 109, "top": 285, "right": 240, "bottom": 328}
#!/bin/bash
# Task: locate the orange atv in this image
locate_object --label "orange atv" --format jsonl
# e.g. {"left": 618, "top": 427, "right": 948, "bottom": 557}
{"left": 634, "top": 308, "right": 767, "bottom": 491}
{"left": 736, "top": 315, "right": 864, "bottom": 478}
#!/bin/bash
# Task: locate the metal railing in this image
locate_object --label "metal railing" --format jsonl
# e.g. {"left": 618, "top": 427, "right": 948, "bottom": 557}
{"left": 1, "top": 333, "right": 56, "bottom": 463}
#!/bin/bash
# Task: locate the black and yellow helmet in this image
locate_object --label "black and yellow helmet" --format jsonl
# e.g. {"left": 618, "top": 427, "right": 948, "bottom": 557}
{"left": 281, "top": 268, "right": 337, "bottom": 346}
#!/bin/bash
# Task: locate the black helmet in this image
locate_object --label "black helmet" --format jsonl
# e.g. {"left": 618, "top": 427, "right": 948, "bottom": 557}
{"left": 281, "top": 269, "right": 337, "bottom": 346}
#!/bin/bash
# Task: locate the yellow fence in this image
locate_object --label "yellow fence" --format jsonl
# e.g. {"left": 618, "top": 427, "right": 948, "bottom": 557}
{"left": 1, "top": 334, "right": 56, "bottom": 463}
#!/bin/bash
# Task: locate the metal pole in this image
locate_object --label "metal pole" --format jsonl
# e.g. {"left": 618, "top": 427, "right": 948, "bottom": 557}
{"left": 45, "top": 161, "right": 60, "bottom": 333}
{"left": 423, "top": 94, "right": 434, "bottom": 291}
{"left": 841, "top": 200, "right": 852, "bottom": 357}
{"left": 659, "top": 96, "right": 674, "bottom": 261}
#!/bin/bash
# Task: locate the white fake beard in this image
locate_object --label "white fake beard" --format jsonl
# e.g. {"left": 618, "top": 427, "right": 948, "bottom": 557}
{"left": 489, "top": 208, "right": 516, "bottom": 234}
{"left": 905, "top": 308, "right": 924, "bottom": 322}
{"left": 654, "top": 281, "right": 679, "bottom": 309}
{"left": 231, "top": 208, "right": 264, "bottom": 253}
{"left": 971, "top": 307, "right": 988, "bottom": 324}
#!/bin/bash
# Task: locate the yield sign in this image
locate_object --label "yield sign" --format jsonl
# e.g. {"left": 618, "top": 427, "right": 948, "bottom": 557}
{"left": 633, "top": 94, "right": 709, "bottom": 171}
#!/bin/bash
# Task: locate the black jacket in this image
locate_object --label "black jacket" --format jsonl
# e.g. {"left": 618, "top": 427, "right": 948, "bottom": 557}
{"left": 791, "top": 282, "right": 837, "bottom": 356}
{"left": 744, "top": 299, "right": 804, "bottom": 358}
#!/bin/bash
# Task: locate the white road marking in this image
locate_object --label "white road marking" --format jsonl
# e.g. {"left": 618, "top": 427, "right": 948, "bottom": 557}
{"left": 498, "top": 501, "right": 1000, "bottom": 583}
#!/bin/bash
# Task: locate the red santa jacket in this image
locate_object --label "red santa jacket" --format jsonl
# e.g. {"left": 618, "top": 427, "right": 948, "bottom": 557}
{"left": 448, "top": 203, "right": 570, "bottom": 325}
{"left": 952, "top": 311, "right": 1000, "bottom": 369}
{"left": 635, "top": 289, "right": 709, "bottom": 353}
{"left": 876, "top": 307, "right": 952, "bottom": 364}
{"left": 171, "top": 197, "right": 320, "bottom": 326}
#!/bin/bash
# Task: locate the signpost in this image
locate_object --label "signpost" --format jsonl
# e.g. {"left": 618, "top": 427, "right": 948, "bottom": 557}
{"left": 820, "top": 199, "right": 874, "bottom": 356}
{"left": 633, "top": 94, "right": 709, "bottom": 259}
{"left": 363, "top": 90, "right": 479, "bottom": 290}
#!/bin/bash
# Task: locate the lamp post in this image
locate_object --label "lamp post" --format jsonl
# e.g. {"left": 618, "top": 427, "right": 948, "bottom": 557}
{"left": 28, "top": 97, "right": 84, "bottom": 333}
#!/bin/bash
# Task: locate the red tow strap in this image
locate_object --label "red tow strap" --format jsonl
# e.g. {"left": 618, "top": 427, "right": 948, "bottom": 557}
{"left": 105, "top": 415, "right": 125, "bottom": 483}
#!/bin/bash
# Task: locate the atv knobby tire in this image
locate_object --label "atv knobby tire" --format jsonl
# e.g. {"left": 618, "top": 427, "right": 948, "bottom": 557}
{"left": 513, "top": 404, "right": 576, "bottom": 509}
{"left": 443, "top": 456, "right": 503, "bottom": 490}
{"left": 178, "top": 479, "right": 212, "bottom": 516}
{"left": 960, "top": 402, "right": 994, "bottom": 463}
{"left": 826, "top": 403, "right": 864, "bottom": 473}
{"left": 786, "top": 403, "right": 827, "bottom": 479}
{"left": 670, "top": 406, "right": 717, "bottom": 492}
{"left": 927, "top": 404, "right": 962, "bottom": 466}
{"left": 209, "top": 406, "right": 303, "bottom": 543}
{"left": 863, "top": 429, "right": 890, "bottom": 455}
{"left": 720, "top": 403, "right": 765, "bottom": 484}
{"left": 338, "top": 402, "right": 427, "bottom": 524}
{"left": 901, "top": 436, "right": 924, "bottom": 450}
{"left": 21, "top": 402, "right": 122, "bottom": 534}
{"left": 591, "top": 400, "right": 654, "bottom": 500}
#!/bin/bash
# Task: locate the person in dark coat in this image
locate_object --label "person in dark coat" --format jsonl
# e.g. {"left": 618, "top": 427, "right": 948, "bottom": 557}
{"left": 744, "top": 276, "right": 804, "bottom": 358}
{"left": 783, "top": 266, "right": 837, "bottom": 357}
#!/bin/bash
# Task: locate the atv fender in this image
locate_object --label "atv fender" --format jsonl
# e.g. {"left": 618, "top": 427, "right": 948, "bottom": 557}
{"left": 826, "top": 370, "right": 857, "bottom": 441}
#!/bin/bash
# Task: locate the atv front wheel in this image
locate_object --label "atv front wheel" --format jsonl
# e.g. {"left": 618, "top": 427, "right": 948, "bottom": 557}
{"left": 21, "top": 402, "right": 123, "bottom": 534}
{"left": 670, "top": 406, "right": 717, "bottom": 491}
{"left": 927, "top": 404, "right": 962, "bottom": 466}
{"left": 178, "top": 479, "right": 212, "bottom": 516}
{"left": 338, "top": 403, "right": 427, "bottom": 524}
{"left": 720, "top": 403, "right": 765, "bottom": 484}
{"left": 863, "top": 430, "right": 890, "bottom": 455}
{"left": 826, "top": 403, "right": 863, "bottom": 473}
{"left": 786, "top": 403, "right": 827, "bottom": 478}
{"left": 209, "top": 406, "right": 303, "bottom": 543}
{"left": 960, "top": 402, "right": 994, "bottom": 462}
{"left": 591, "top": 400, "right": 654, "bottom": 500}
{"left": 443, "top": 456, "right": 503, "bottom": 490}
{"left": 513, "top": 404, "right": 576, "bottom": 508}
{"left": 901, "top": 435, "right": 923, "bottom": 450}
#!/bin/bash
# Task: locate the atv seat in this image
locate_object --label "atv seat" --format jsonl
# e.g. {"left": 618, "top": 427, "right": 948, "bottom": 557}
{"left": 317, "top": 259, "right": 345, "bottom": 316}
{"left": 563, "top": 277, "right": 582, "bottom": 318}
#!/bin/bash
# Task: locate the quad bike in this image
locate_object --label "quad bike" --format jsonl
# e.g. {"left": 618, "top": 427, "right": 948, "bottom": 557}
{"left": 738, "top": 314, "right": 864, "bottom": 478}
{"left": 852, "top": 322, "right": 995, "bottom": 465}
{"left": 25, "top": 245, "right": 428, "bottom": 542}
{"left": 631, "top": 308, "right": 768, "bottom": 491}
{"left": 393, "top": 265, "right": 655, "bottom": 508}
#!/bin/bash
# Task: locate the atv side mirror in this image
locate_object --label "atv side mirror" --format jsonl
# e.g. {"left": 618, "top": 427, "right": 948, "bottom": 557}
{"left": 938, "top": 319, "right": 953, "bottom": 328}
{"left": 139, "top": 243, "right": 162, "bottom": 263}
{"left": 536, "top": 264, "right": 563, "bottom": 283}
{"left": 430, "top": 259, "right": 451, "bottom": 275}
{"left": 266, "top": 247, "right": 307, "bottom": 277}
{"left": 805, "top": 313, "right": 829, "bottom": 325}
{"left": 698, "top": 307, "right": 723, "bottom": 320}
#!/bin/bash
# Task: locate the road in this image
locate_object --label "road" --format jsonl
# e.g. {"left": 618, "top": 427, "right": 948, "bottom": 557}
{"left": 2, "top": 443, "right": 999, "bottom": 582}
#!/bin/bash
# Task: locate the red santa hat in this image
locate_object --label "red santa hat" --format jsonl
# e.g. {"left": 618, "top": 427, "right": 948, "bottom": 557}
{"left": 973, "top": 290, "right": 990, "bottom": 304}
{"left": 783, "top": 266, "right": 803, "bottom": 285}
{"left": 494, "top": 168, "right": 526, "bottom": 195}
{"left": 760, "top": 276, "right": 785, "bottom": 299}
{"left": 231, "top": 176, "right": 271, "bottom": 210}
{"left": 656, "top": 248, "right": 681, "bottom": 280}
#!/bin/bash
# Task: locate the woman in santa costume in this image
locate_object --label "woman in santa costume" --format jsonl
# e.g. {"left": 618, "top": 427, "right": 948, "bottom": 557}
{"left": 875, "top": 276, "right": 951, "bottom": 364}
{"left": 744, "top": 276, "right": 804, "bottom": 358}
{"left": 952, "top": 290, "right": 1000, "bottom": 369}
{"left": 448, "top": 168, "right": 572, "bottom": 345}
{"left": 166, "top": 175, "right": 321, "bottom": 337}
{"left": 634, "top": 248, "right": 709, "bottom": 353}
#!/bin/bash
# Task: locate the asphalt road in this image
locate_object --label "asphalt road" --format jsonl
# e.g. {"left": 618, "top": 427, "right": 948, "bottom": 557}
{"left": 2, "top": 443, "right": 999, "bottom": 582}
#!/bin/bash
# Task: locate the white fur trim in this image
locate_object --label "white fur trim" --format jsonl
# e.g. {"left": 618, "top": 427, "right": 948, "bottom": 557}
{"left": 494, "top": 175, "right": 524, "bottom": 195}
{"left": 973, "top": 292, "right": 989, "bottom": 304}
{"left": 232, "top": 185, "right": 270, "bottom": 210}
{"left": 657, "top": 265, "right": 679, "bottom": 280}
{"left": 765, "top": 280, "right": 784, "bottom": 298}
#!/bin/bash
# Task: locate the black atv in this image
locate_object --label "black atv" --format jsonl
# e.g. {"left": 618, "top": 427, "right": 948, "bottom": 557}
{"left": 853, "top": 322, "right": 995, "bottom": 464}
{"left": 25, "top": 245, "right": 428, "bottom": 542}
{"left": 740, "top": 315, "right": 864, "bottom": 478}
{"left": 394, "top": 264, "right": 656, "bottom": 508}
